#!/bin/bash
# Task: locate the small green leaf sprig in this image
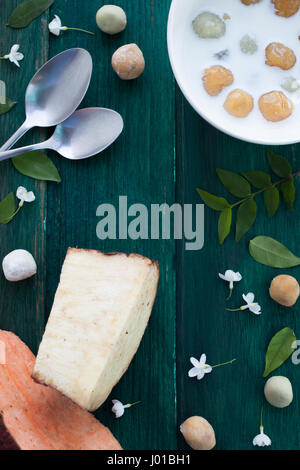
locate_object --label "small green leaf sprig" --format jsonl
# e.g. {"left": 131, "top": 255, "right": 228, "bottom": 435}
{"left": 0, "top": 187, "right": 35, "bottom": 224}
{"left": 197, "top": 150, "right": 299, "bottom": 244}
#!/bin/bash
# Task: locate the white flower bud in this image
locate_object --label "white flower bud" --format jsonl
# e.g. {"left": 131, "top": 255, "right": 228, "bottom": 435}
{"left": 2, "top": 249, "right": 37, "bottom": 282}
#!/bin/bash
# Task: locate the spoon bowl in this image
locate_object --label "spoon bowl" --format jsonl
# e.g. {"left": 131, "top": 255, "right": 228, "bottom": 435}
{"left": 1, "top": 48, "right": 93, "bottom": 151}
{"left": 51, "top": 108, "right": 124, "bottom": 159}
{"left": 0, "top": 108, "right": 124, "bottom": 162}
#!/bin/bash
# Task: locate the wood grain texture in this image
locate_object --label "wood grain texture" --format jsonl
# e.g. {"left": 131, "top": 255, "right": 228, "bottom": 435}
{"left": 45, "top": 0, "right": 177, "bottom": 450}
{"left": 0, "top": 0, "right": 49, "bottom": 353}
{"left": 0, "top": 0, "right": 299, "bottom": 451}
{"left": 176, "top": 90, "right": 300, "bottom": 450}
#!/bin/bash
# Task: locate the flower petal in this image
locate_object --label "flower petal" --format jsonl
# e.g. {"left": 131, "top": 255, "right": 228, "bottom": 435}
{"left": 199, "top": 354, "right": 207, "bottom": 366}
{"left": 24, "top": 191, "right": 35, "bottom": 203}
{"left": 16, "top": 186, "right": 27, "bottom": 200}
{"left": 218, "top": 273, "right": 227, "bottom": 281}
{"left": 15, "top": 53, "right": 24, "bottom": 61}
{"left": 203, "top": 365, "right": 212, "bottom": 374}
{"left": 10, "top": 44, "right": 20, "bottom": 53}
{"left": 243, "top": 292, "right": 255, "bottom": 304}
{"left": 196, "top": 370, "right": 205, "bottom": 380}
{"left": 224, "top": 270, "right": 235, "bottom": 281}
{"left": 190, "top": 357, "right": 200, "bottom": 368}
{"left": 188, "top": 367, "right": 200, "bottom": 378}
{"left": 250, "top": 303, "right": 261, "bottom": 315}
{"left": 233, "top": 272, "right": 242, "bottom": 282}
{"left": 11, "top": 58, "right": 20, "bottom": 67}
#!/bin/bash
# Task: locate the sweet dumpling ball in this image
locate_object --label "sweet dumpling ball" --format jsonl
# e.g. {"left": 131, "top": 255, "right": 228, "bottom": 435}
{"left": 202, "top": 66, "right": 234, "bottom": 96}
{"left": 265, "top": 42, "right": 296, "bottom": 70}
{"left": 224, "top": 89, "right": 254, "bottom": 118}
{"left": 258, "top": 91, "right": 293, "bottom": 122}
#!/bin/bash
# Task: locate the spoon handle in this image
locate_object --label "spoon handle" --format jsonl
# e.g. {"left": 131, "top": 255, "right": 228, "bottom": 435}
{"left": 0, "top": 120, "right": 31, "bottom": 151}
{"left": 0, "top": 141, "right": 50, "bottom": 162}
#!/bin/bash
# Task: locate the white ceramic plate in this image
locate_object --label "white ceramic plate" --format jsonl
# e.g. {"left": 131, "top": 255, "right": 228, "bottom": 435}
{"left": 167, "top": 0, "right": 300, "bottom": 145}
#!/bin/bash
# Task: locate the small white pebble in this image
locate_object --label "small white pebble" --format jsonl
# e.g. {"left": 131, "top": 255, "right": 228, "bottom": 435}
{"left": 2, "top": 249, "right": 37, "bottom": 282}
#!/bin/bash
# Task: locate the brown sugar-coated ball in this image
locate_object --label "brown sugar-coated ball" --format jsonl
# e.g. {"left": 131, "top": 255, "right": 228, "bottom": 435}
{"left": 224, "top": 89, "right": 254, "bottom": 117}
{"left": 241, "top": 0, "right": 261, "bottom": 4}
{"left": 112, "top": 44, "right": 145, "bottom": 80}
{"left": 270, "top": 275, "right": 300, "bottom": 307}
{"left": 272, "top": 0, "right": 300, "bottom": 17}
{"left": 265, "top": 42, "right": 296, "bottom": 70}
{"left": 258, "top": 91, "right": 293, "bottom": 122}
{"left": 202, "top": 66, "right": 234, "bottom": 96}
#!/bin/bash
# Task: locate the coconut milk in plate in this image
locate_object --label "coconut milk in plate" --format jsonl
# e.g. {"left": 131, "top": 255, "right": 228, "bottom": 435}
{"left": 177, "top": 0, "right": 300, "bottom": 143}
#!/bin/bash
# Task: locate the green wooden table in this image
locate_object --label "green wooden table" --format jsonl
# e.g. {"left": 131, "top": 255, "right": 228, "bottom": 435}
{"left": 0, "top": 0, "right": 299, "bottom": 450}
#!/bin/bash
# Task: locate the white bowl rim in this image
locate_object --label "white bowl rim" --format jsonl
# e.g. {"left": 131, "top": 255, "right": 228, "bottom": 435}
{"left": 167, "top": 0, "right": 298, "bottom": 146}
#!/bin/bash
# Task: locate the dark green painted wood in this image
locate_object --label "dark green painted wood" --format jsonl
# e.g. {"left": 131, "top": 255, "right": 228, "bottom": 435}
{"left": 0, "top": 0, "right": 299, "bottom": 452}
{"left": 176, "top": 91, "right": 300, "bottom": 450}
{"left": 0, "top": 1, "right": 49, "bottom": 353}
{"left": 45, "top": 0, "right": 177, "bottom": 451}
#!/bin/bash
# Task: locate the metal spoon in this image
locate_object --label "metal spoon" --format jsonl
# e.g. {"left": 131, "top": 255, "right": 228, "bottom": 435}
{"left": 0, "top": 108, "right": 123, "bottom": 162}
{"left": 0, "top": 48, "right": 93, "bottom": 151}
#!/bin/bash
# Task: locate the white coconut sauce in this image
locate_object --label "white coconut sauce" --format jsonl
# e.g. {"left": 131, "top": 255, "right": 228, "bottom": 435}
{"left": 180, "top": 0, "right": 300, "bottom": 132}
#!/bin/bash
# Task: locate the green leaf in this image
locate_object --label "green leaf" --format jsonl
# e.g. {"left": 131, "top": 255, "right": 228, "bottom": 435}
{"left": 12, "top": 151, "right": 61, "bottom": 182}
{"left": 263, "top": 327, "right": 296, "bottom": 378}
{"left": 196, "top": 189, "right": 230, "bottom": 211}
{"left": 0, "top": 193, "right": 16, "bottom": 224}
{"left": 266, "top": 150, "right": 292, "bottom": 178}
{"left": 249, "top": 236, "right": 300, "bottom": 268}
{"left": 0, "top": 98, "right": 17, "bottom": 115}
{"left": 216, "top": 168, "right": 251, "bottom": 198}
{"left": 242, "top": 171, "right": 271, "bottom": 189}
{"left": 281, "top": 178, "right": 295, "bottom": 211}
{"left": 235, "top": 198, "right": 257, "bottom": 242}
{"left": 264, "top": 186, "right": 279, "bottom": 217}
{"left": 6, "top": 0, "right": 54, "bottom": 29}
{"left": 218, "top": 208, "right": 232, "bottom": 244}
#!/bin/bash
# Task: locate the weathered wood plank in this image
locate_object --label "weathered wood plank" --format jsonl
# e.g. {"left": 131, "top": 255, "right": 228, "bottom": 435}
{"left": 175, "top": 89, "right": 300, "bottom": 450}
{"left": 0, "top": 1, "right": 49, "bottom": 353}
{"left": 46, "top": 0, "right": 177, "bottom": 450}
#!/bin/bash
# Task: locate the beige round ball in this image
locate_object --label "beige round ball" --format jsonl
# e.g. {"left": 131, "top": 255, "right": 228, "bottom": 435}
{"left": 112, "top": 43, "right": 145, "bottom": 80}
{"left": 264, "top": 376, "right": 293, "bottom": 408}
{"left": 269, "top": 275, "right": 300, "bottom": 307}
{"left": 96, "top": 5, "right": 127, "bottom": 35}
{"left": 180, "top": 416, "right": 216, "bottom": 450}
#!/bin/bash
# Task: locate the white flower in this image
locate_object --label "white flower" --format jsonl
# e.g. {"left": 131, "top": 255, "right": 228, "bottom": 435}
{"left": 2, "top": 45, "right": 24, "bottom": 67}
{"left": 188, "top": 354, "right": 212, "bottom": 381}
{"left": 241, "top": 293, "right": 262, "bottom": 315}
{"left": 253, "top": 426, "right": 272, "bottom": 447}
{"left": 111, "top": 399, "right": 141, "bottom": 418}
{"left": 16, "top": 187, "right": 35, "bottom": 207}
{"left": 48, "top": 15, "right": 68, "bottom": 36}
{"left": 219, "top": 270, "right": 242, "bottom": 299}
{"left": 48, "top": 15, "right": 94, "bottom": 36}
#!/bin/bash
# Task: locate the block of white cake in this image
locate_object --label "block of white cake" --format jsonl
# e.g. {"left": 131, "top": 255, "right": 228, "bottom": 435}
{"left": 33, "top": 248, "right": 159, "bottom": 411}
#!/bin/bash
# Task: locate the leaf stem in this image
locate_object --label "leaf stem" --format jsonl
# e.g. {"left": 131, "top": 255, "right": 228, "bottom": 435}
{"left": 230, "top": 170, "right": 300, "bottom": 209}
{"left": 126, "top": 401, "right": 142, "bottom": 408}
{"left": 260, "top": 406, "right": 263, "bottom": 428}
{"left": 66, "top": 27, "right": 95, "bottom": 35}
{"left": 226, "top": 287, "right": 233, "bottom": 301}
{"left": 210, "top": 358, "right": 237, "bottom": 369}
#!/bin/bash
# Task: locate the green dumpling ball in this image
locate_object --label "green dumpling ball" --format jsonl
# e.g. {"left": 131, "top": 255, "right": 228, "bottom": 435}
{"left": 96, "top": 5, "right": 127, "bottom": 35}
